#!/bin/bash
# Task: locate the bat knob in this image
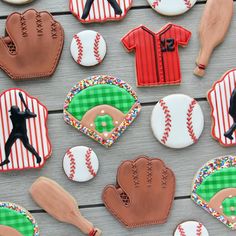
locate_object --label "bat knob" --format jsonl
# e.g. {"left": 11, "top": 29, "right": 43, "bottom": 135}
{"left": 90, "top": 228, "right": 102, "bottom": 236}
{"left": 194, "top": 64, "right": 206, "bottom": 77}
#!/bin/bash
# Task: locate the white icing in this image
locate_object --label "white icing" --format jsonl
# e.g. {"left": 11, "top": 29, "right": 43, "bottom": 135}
{"left": 2, "top": 0, "right": 33, "bottom": 4}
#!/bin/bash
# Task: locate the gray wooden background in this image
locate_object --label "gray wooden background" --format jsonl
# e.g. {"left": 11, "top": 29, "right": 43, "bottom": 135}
{"left": 0, "top": 0, "right": 236, "bottom": 235}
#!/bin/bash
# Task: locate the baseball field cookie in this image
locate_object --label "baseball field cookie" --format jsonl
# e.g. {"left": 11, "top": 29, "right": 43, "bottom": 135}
{"left": 174, "top": 221, "right": 209, "bottom": 236}
{"left": 63, "top": 146, "right": 99, "bottom": 182}
{"left": 0, "top": 88, "right": 52, "bottom": 172}
{"left": 63, "top": 75, "right": 141, "bottom": 147}
{"left": 69, "top": 0, "right": 133, "bottom": 23}
{"left": 148, "top": 0, "right": 197, "bottom": 16}
{"left": 122, "top": 24, "right": 191, "bottom": 87}
{"left": 191, "top": 156, "right": 236, "bottom": 230}
{"left": 0, "top": 202, "right": 39, "bottom": 236}
{"left": 71, "top": 30, "right": 106, "bottom": 67}
{"left": 208, "top": 69, "right": 236, "bottom": 146}
{"left": 151, "top": 94, "right": 204, "bottom": 149}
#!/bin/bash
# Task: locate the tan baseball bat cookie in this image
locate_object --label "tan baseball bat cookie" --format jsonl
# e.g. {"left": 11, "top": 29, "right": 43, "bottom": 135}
{"left": 0, "top": 226, "right": 23, "bottom": 236}
{"left": 29, "top": 177, "right": 101, "bottom": 236}
{"left": 194, "top": 0, "right": 233, "bottom": 77}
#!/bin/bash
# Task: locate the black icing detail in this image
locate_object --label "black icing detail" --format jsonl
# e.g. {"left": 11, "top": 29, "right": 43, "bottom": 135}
{"left": 0, "top": 92, "right": 42, "bottom": 167}
{"left": 81, "top": 0, "right": 123, "bottom": 20}
{"left": 161, "top": 38, "right": 175, "bottom": 52}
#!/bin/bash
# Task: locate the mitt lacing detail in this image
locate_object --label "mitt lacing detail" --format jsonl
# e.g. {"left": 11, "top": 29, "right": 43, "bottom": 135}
{"left": 51, "top": 22, "right": 57, "bottom": 38}
{"left": 20, "top": 16, "right": 28, "bottom": 37}
{"left": 187, "top": 99, "right": 198, "bottom": 143}
{"left": 132, "top": 163, "right": 139, "bottom": 187}
{"left": 120, "top": 192, "right": 130, "bottom": 206}
{"left": 36, "top": 13, "right": 43, "bottom": 36}
{"left": 161, "top": 168, "right": 168, "bottom": 188}
{"left": 147, "top": 160, "right": 152, "bottom": 186}
{"left": 7, "top": 41, "right": 16, "bottom": 55}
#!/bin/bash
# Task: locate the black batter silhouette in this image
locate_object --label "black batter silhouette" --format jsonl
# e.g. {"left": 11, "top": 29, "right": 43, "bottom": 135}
{"left": 0, "top": 92, "right": 42, "bottom": 167}
{"left": 82, "top": 0, "right": 122, "bottom": 20}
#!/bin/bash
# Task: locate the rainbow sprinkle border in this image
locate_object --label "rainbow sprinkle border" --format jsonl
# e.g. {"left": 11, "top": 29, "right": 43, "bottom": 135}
{"left": 191, "top": 156, "right": 236, "bottom": 230}
{"left": 63, "top": 75, "right": 142, "bottom": 147}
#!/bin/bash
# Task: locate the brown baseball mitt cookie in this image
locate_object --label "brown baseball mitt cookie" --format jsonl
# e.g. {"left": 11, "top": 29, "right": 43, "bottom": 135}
{"left": 102, "top": 156, "right": 175, "bottom": 228}
{"left": 0, "top": 9, "right": 64, "bottom": 80}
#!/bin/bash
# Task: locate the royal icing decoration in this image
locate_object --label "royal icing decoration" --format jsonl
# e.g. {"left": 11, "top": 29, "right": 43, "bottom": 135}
{"left": 121, "top": 24, "right": 191, "bottom": 87}
{"left": 0, "top": 202, "right": 39, "bottom": 236}
{"left": 174, "top": 221, "right": 209, "bottom": 236}
{"left": 63, "top": 146, "right": 99, "bottom": 182}
{"left": 208, "top": 69, "right": 236, "bottom": 146}
{"left": 191, "top": 156, "right": 236, "bottom": 230}
{"left": 0, "top": 88, "right": 52, "bottom": 172}
{"left": 151, "top": 94, "right": 204, "bottom": 149}
{"left": 147, "top": 0, "right": 197, "bottom": 16}
{"left": 2, "top": 0, "right": 33, "bottom": 4}
{"left": 70, "top": 30, "right": 106, "bottom": 67}
{"left": 63, "top": 75, "right": 141, "bottom": 147}
{"left": 69, "top": 0, "right": 133, "bottom": 23}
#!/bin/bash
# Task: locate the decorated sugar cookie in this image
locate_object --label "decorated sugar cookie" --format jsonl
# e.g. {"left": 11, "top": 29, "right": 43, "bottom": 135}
{"left": 0, "top": 202, "right": 39, "bottom": 236}
{"left": 63, "top": 75, "right": 141, "bottom": 147}
{"left": 174, "top": 221, "right": 209, "bottom": 236}
{"left": 0, "top": 226, "right": 23, "bottom": 236}
{"left": 0, "top": 88, "right": 52, "bottom": 172}
{"left": 69, "top": 0, "right": 133, "bottom": 23}
{"left": 208, "top": 69, "right": 236, "bottom": 146}
{"left": 151, "top": 94, "right": 204, "bottom": 149}
{"left": 2, "top": 0, "right": 33, "bottom": 4}
{"left": 121, "top": 24, "right": 191, "bottom": 87}
{"left": 63, "top": 146, "right": 99, "bottom": 182}
{"left": 191, "top": 156, "right": 236, "bottom": 230}
{"left": 70, "top": 30, "right": 106, "bottom": 67}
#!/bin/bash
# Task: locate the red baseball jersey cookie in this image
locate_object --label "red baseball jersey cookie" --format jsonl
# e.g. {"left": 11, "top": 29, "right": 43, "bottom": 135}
{"left": 121, "top": 23, "right": 191, "bottom": 87}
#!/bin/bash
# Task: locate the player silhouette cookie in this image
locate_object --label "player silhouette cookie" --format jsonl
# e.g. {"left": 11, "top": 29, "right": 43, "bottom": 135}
{"left": 0, "top": 89, "right": 52, "bottom": 172}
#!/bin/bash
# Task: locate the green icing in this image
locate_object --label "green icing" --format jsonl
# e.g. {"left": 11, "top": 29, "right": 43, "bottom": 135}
{"left": 67, "top": 84, "right": 135, "bottom": 120}
{"left": 95, "top": 115, "right": 115, "bottom": 133}
{"left": 222, "top": 197, "right": 236, "bottom": 217}
{"left": 0, "top": 208, "right": 34, "bottom": 236}
{"left": 196, "top": 167, "right": 236, "bottom": 202}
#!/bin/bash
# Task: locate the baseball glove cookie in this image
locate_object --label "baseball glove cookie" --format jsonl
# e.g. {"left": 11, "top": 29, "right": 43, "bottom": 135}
{"left": 0, "top": 202, "right": 39, "bottom": 236}
{"left": 63, "top": 75, "right": 141, "bottom": 147}
{"left": 191, "top": 156, "right": 236, "bottom": 230}
{"left": 103, "top": 156, "right": 175, "bottom": 228}
{"left": 0, "top": 9, "right": 64, "bottom": 80}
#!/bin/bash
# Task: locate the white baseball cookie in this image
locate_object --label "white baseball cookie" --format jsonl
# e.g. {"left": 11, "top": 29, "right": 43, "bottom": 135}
{"left": 63, "top": 146, "right": 99, "bottom": 182}
{"left": 151, "top": 94, "right": 204, "bottom": 149}
{"left": 174, "top": 221, "right": 209, "bottom": 236}
{"left": 2, "top": 0, "right": 33, "bottom": 4}
{"left": 147, "top": 0, "right": 197, "bottom": 16}
{"left": 70, "top": 30, "right": 107, "bottom": 67}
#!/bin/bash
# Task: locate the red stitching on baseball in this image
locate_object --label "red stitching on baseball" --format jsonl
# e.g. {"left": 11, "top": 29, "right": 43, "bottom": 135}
{"left": 178, "top": 225, "right": 186, "bottom": 236}
{"left": 187, "top": 99, "right": 198, "bottom": 143}
{"left": 184, "top": 0, "right": 192, "bottom": 9}
{"left": 67, "top": 149, "right": 76, "bottom": 180}
{"left": 85, "top": 148, "right": 96, "bottom": 177}
{"left": 159, "top": 99, "right": 172, "bottom": 144}
{"left": 73, "top": 34, "right": 83, "bottom": 64}
{"left": 93, "top": 33, "right": 102, "bottom": 63}
{"left": 152, "top": 0, "right": 161, "bottom": 8}
{"left": 196, "top": 222, "right": 203, "bottom": 236}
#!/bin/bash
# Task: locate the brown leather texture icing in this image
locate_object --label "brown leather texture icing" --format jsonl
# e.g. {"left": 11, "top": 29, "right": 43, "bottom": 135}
{"left": 102, "top": 156, "right": 176, "bottom": 228}
{"left": 0, "top": 9, "right": 64, "bottom": 80}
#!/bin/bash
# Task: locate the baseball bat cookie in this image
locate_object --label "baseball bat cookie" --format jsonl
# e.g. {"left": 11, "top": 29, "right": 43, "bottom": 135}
{"left": 147, "top": 0, "right": 197, "bottom": 16}
{"left": 122, "top": 24, "right": 191, "bottom": 87}
{"left": 191, "top": 156, "right": 236, "bottom": 230}
{"left": 1, "top": 0, "right": 33, "bottom": 4}
{"left": 0, "top": 88, "right": 52, "bottom": 172}
{"left": 194, "top": 0, "right": 233, "bottom": 77}
{"left": 71, "top": 30, "right": 106, "bottom": 67}
{"left": 174, "top": 221, "right": 209, "bottom": 236}
{"left": 0, "top": 202, "right": 39, "bottom": 236}
{"left": 151, "top": 94, "right": 204, "bottom": 149}
{"left": 30, "top": 177, "right": 101, "bottom": 235}
{"left": 63, "top": 75, "right": 141, "bottom": 147}
{"left": 69, "top": 0, "right": 133, "bottom": 23}
{"left": 63, "top": 146, "right": 99, "bottom": 182}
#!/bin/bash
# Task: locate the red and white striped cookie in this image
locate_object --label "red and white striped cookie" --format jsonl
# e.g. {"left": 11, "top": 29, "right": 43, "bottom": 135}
{"left": 63, "top": 146, "right": 99, "bottom": 182}
{"left": 70, "top": 30, "right": 106, "bottom": 67}
{"left": 174, "top": 221, "right": 209, "bottom": 236}
{"left": 151, "top": 94, "right": 204, "bottom": 149}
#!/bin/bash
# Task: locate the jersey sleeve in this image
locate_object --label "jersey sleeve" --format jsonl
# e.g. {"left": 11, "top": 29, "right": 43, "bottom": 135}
{"left": 174, "top": 25, "right": 191, "bottom": 46}
{"left": 121, "top": 28, "right": 138, "bottom": 51}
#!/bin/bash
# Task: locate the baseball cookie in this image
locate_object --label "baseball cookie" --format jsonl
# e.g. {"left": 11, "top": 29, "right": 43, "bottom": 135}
{"left": 0, "top": 202, "right": 39, "bottom": 236}
{"left": 208, "top": 69, "right": 236, "bottom": 146}
{"left": 63, "top": 75, "right": 141, "bottom": 147}
{"left": 151, "top": 94, "right": 204, "bottom": 149}
{"left": 191, "top": 156, "right": 236, "bottom": 230}
{"left": 147, "top": 0, "right": 197, "bottom": 16}
{"left": 69, "top": 0, "right": 133, "bottom": 23}
{"left": 63, "top": 146, "right": 99, "bottom": 182}
{"left": 2, "top": 0, "right": 33, "bottom": 4}
{"left": 0, "top": 88, "right": 52, "bottom": 172}
{"left": 122, "top": 24, "right": 191, "bottom": 87}
{"left": 174, "top": 221, "right": 209, "bottom": 236}
{"left": 71, "top": 30, "right": 106, "bottom": 67}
